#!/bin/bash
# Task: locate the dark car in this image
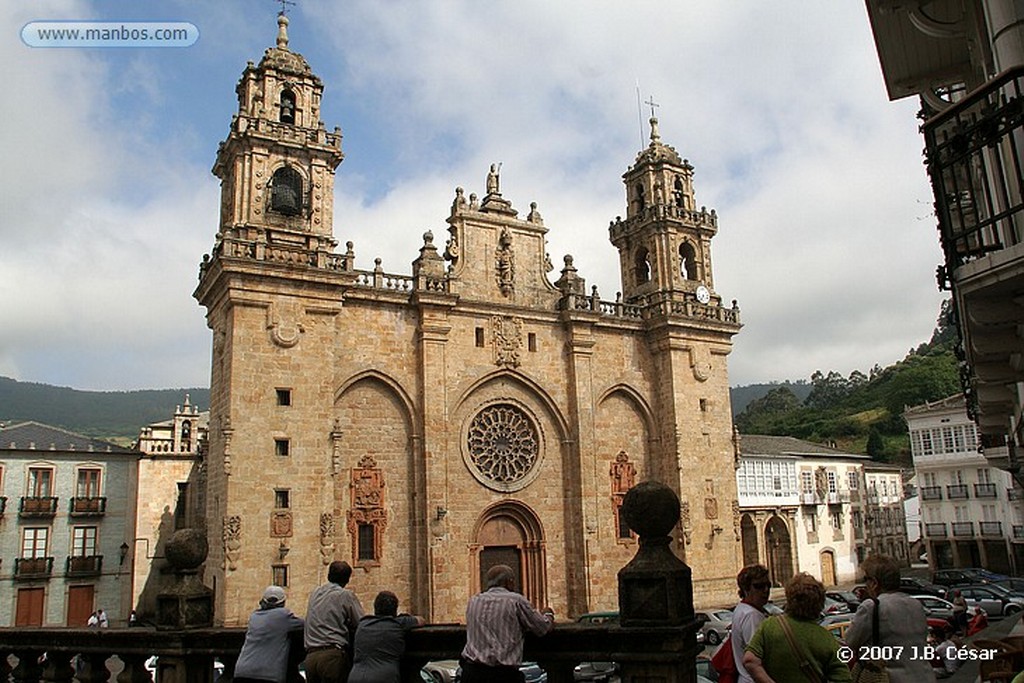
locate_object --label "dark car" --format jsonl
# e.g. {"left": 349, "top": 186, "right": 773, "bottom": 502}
{"left": 574, "top": 612, "right": 620, "bottom": 682}
{"left": 933, "top": 568, "right": 1009, "bottom": 586}
{"left": 897, "top": 576, "right": 945, "bottom": 597}
{"left": 826, "top": 590, "right": 862, "bottom": 610}
{"left": 454, "top": 662, "right": 547, "bottom": 683}
{"left": 993, "top": 577, "right": 1024, "bottom": 593}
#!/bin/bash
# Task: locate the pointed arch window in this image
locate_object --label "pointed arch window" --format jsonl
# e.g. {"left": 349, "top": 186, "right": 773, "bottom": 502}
{"left": 280, "top": 89, "right": 296, "bottom": 124}
{"left": 270, "top": 166, "right": 303, "bottom": 216}
{"left": 634, "top": 247, "right": 651, "bottom": 285}
{"left": 679, "top": 242, "right": 697, "bottom": 280}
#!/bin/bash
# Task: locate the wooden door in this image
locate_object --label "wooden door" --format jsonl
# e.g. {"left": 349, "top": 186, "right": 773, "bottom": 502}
{"left": 15, "top": 587, "right": 45, "bottom": 626}
{"left": 479, "top": 546, "right": 522, "bottom": 591}
{"left": 67, "top": 585, "right": 95, "bottom": 626}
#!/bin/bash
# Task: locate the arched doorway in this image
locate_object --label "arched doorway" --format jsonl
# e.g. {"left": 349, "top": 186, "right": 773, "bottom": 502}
{"left": 820, "top": 549, "right": 837, "bottom": 586}
{"left": 472, "top": 502, "right": 547, "bottom": 608}
{"left": 741, "top": 515, "right": 759, "bottom": 567}
{"left": 765, "top": 516, "right": 794, "bottom": 587}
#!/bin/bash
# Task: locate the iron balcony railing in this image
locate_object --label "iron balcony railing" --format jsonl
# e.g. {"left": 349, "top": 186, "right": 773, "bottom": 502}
{"left": 69, "top": 496, "right": 107, "bottom": 517}
{"left": 951, "top": 521, "right": 975, "bottom": 537}
{"left": 947, "top": 485, "right": 970, "bottom": 500}
{"left": 925, "top": 522, "right": 948, "bottom": 537}
{"left": 979, "top": 521, "right": 1003, "bottom": 536}
{"left": 65, "top": 555, "right": 103, "bottom": 577}
{"left": 14, "top": 557, "right": 54, "bottom": 580}
{"left": 19, "top": 497, "right": 58, "bottom": 518}
{"left": 921, "top": 486, "right": 944, "bottom": 501}
{"left": 974, "top": 483, "right": 998, "bottom": 499}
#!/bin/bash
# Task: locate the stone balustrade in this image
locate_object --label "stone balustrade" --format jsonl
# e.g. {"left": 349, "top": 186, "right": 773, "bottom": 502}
{"left": 0, "top": 620, "right": 699, "bottom": 683}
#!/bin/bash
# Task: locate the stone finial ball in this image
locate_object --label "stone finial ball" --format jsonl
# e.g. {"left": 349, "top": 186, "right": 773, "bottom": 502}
{"left": 164, "top": 528, "right": 209, "bottom": 570}
{"left": 621, "top": 481, "right": 680, "bottom": 538}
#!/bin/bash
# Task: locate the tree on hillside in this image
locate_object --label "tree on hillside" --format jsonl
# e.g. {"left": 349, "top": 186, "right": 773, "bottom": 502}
{"left": 735, "top": 386, "right": 802, "bottom": 433}
{"left": 805, "top": 370, "right": 851, "bottom": 410}
{"left": 883, "top": 353, "right": 960, "bottom": 416}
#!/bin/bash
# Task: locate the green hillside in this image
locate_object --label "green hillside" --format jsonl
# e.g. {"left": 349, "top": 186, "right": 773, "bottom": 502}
{"left": 0, "top": 377, "right": 209, "bottom": 444}
{"left": 733, "top": 301, "right": 960, "bottom": 465}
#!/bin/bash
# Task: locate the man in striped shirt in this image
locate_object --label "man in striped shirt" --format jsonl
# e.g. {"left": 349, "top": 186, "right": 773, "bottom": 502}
{"left": 460, "top": 564, "right": 554, "bottom": 683}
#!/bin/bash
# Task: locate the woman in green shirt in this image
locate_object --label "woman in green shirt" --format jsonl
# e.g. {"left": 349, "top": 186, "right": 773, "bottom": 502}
{"left": 743, "top": 573, "right": 852, "bottom": 683}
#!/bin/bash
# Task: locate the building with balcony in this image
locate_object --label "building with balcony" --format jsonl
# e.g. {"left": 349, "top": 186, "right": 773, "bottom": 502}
{"left": 864, "top": 1, "right": 1024, "bottom": 475}
{"left": 131, "top": 395, "right": 208, "bottom": 619}
{"left": 864, "top": 463, "right": 911, "bottom": 562}
{"left": 905, "top": 395, "right": 1022, "bottom": 572}
{"left": 0, "top": 422, "right": 138, "bottom": 626}
{"left": 735, "top": 435, "right": 903, "bottom": 588}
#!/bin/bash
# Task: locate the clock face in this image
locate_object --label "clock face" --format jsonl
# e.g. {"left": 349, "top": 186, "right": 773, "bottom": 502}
{"left": 695, "top": 285, "right": 711, "bottom": 304}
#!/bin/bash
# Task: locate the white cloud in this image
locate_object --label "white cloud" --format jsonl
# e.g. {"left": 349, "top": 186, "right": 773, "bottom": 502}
{"left": 0, "top": 0, "right": 950, "bottom": 392}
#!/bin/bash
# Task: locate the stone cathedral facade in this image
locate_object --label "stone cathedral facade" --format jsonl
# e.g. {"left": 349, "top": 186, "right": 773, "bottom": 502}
{"left": 194, "top": 16, "right": 744, "bottom": 626}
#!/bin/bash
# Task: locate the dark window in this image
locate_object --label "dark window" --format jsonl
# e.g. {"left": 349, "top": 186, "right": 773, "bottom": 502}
{"left": 475, "top": 327, "right": 485, "bottom": 348}
{"left": 634, "top": 248, "right": 651, "bottom": 284}
{"left": 275, "top": 439, "right": 290, "bottom": 457}
{"left": 181, "top": 420, "right": 192, "bottom": 451}
{"left": 679, "top": 242, "right": 698, "bottom": 280}
{"left": 276, "top": 388, "right": 292, "bottom": 406}
{"left": 617, "top": 507, "right": 632, "bottom": 539}
{"left": 357, "top": 524, "right": 375, "bottom": 561}
{"left": 274, "top": 490, "right": 290, "bottom": 509}
{"left": 270, "top": 167, "right": 302, "bottom": 216}
{"left": 528, "top": 333, "right": 537, "bottom": 352}
{"left": 174, "top": 482, "right": 188, "bottom": 529}
{"left": 280, "top": 89, "right": 296, "bottom": 124}
{"left": 272, "top": 564, "right": 289, "bottom": 587}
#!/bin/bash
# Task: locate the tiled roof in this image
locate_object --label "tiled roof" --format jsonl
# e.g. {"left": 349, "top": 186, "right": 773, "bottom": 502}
{"left": 0, "top": 421, "right": 137, "bottom": 455}
{"left": 738, "top": 434, "right": 868, "bottom": 460}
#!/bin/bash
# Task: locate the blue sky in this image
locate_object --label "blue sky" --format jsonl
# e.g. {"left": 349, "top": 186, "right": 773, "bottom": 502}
{"left": 1, "top": 1, "right": 945, "bottom": 392}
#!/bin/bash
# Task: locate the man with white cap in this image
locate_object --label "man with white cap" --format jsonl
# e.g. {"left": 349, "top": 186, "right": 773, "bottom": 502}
{"left": 235, "top": 585, "right": 306, "bottom": 683}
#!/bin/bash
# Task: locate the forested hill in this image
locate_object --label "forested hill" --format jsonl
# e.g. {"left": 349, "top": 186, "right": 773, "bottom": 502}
{"left": 0, "top": 376, "right": 209, "bottom": 444}
{"left": 731, "top": 302, "right": 961, "bottom": 465}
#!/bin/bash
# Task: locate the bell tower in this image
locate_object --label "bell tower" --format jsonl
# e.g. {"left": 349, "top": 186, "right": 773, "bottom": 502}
{"left": 211, "top": 13, "right": 343, "bottom": 254}
{"left": 610, "top": 117, "right": 718, "bottom": 304}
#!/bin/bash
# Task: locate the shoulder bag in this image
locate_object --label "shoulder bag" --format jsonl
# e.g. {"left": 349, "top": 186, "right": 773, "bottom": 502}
{"left": 850, "top": 598, "right": 891, "bottom": 683}
{"left": 709, "top": 634, "right": 739, "bottom": 683}
{"left": 777, "top": 614, "right": 825, "bottom": 683}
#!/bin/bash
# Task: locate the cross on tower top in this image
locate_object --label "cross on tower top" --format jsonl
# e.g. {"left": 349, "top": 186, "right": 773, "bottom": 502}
{"left": 644, "top": 96, "right": 659, "bottom": 119}
{"left": 275, "top": 0, "right": 296, "bottom": 16}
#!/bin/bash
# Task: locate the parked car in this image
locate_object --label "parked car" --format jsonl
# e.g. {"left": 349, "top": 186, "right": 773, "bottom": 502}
{"left": 944, "top": 584, "right": 1024, "bottom": 616}
{"left": 694, "top": 609, "right": 733, "bottom": 646}
{"left": 910, "top": 594, "right": 979, "bottom": 621}
{"left": 933, "top": 568, "right": 1009, "bottom": 586}
{"left": 696, "top": 653, "right": 719, "bottom": 681}
{"left": 825, "top": 590, "right": 861, "bottom": 610}
{"left": 575, "top": 611, "right": 621, "bottom": 682}
{"left": 993, "top": 577, "right": 1024, "bottom": 593}
{"left": 454, "top": 662, "right": 547, "bottom": 682}
{"left": 821, "top": 596, "right": 851, "bottom": 617}
{"left": 422, "top": 660, "right": 460, "bottom": 683}
{"left": 573, "top": 661, "right": 618, "bottom": 682}
{"left": 897, "top": 576, "right": 945, "bottom": 597}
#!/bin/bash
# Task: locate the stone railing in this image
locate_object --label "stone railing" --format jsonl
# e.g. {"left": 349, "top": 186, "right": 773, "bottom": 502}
{"left": 561, "top": 289, "right": 740, "bottom": 325}
{"left": 0, "top": 620, "right": 698, "bottom": 683}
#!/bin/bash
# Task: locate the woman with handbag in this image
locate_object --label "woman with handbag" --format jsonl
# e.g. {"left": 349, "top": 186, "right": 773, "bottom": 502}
{"left": 845, "top": 555, "right": 935, "bottom": 683}
{"left": 743, "top": 573, "right": 852, "bottom": 683}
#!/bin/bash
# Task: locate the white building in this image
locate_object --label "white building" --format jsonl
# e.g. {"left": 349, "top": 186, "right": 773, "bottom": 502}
{"left": 0, "top": 422, "right": 138, "bottom": 626}
{"left": 905, "top": 395, "right": 1021, "bottom": 573}
{"left": 736, "top": 435, "right": 908, "bottom": 587}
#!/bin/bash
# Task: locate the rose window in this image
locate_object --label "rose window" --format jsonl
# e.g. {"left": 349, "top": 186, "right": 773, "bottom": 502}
{"left": 467, "top": 404, "right": 539, "bottom": 487}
